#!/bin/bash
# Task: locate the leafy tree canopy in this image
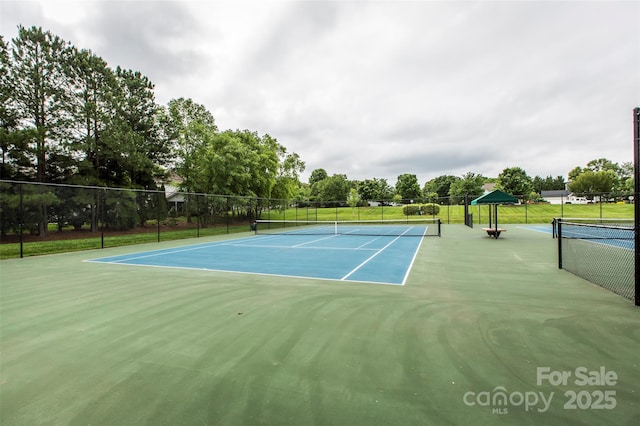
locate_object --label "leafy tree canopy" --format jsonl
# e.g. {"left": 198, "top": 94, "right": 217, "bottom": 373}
{"left": 568, "top": 158, "right": 629, "bottom": 196}
{"left": 496, "top": 167, "right": 533, "bottom": 198}
{"left": 357, "top": 177, "right": 394, "bottom": 201}
{"left": 424, "top": 175, "right": 460, "bottom": 199}
{"left": 448, "top": 172, "right": 486, "bottom": 198}
{"left": 395, "top": 173, "right": 421, "bottom": 202}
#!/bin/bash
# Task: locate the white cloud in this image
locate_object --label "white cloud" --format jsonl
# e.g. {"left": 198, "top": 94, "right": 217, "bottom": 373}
{"left": 1, "top": 0, "right": 638, "bottom": 185}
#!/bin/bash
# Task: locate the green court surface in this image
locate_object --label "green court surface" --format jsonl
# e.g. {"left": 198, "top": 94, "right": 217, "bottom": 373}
{"left": 1, "top": 225, "right": 638, "bottom": 425}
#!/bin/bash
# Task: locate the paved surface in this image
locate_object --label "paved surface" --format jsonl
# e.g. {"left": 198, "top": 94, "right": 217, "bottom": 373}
{"left": 1, "top": 225, "right": 639, "bottom": 425}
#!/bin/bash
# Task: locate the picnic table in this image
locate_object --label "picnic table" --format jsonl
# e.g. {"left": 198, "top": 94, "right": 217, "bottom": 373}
{"left": 483, "top": 227, "right": 506, "bottom": 238}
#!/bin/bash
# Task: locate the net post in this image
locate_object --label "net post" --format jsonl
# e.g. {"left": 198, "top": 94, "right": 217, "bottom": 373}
{"left": 633, "top": 107, "right": 640, "bottom": 306}
{"left": 557, "top": 218, "right": 563, "bottom": 269}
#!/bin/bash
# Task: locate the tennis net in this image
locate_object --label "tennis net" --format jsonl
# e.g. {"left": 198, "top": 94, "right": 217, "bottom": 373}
{"left": 553, "top": 218, "right": 633, "bottom": 240}
{"left": 253, "top": 218, "right": 441, "bottom": 237}
{"left": 555, "top": 218, "right": 634, "bottom": 301}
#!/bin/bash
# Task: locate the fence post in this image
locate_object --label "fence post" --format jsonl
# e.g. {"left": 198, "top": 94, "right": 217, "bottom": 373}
{"left": 600, "top": 194, "right": 603, "bottom": 219}
{"left": 557, "top": 218, "right": 563, "bottom": 269}
{"left": 157, "top": 191, "right": 161, "bottom": 243}
{"left": 464, "top": 194, "right": 469, "bottom": 226}
{"left": 100, "top": 189, "right": 105, "bottom": 249}
{"left": 226, "top": 197, "right": 230, "bottom": 234}
{"left": 633, "top": 107, "right": 639, "bottom": 306}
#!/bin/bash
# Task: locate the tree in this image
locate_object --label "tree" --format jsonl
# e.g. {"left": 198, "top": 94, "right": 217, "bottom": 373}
{"left": 424, "top": 175, "right": 460, "bottom": 202}
{"left": 585, "top": 158, "right": 618, "bottom": 173}
{"left": 448, "top": 172, "right": 485, "bottom": 199}
{"left": 568, "top": 166, "right": 582, "bottom": 182}
{"left": 532, "top": 175, "right": 566, "bottom": 193}
{"left": 347, "top": 188, "right": 360, "bottom": 208}
{"left": 8, "top": 26, "right": 75, "bottom": 183}
{"left": 496, "top": 167, "right": 533, "bottom": 199}
{"left": 105, "top": 67, "right": 169, "bottom": 189}
{"left": 309, "top": 168, "right": 328, "bottom": 186}
{"left": 69, "top": 49, "right": 120, "bottom": 186}
{"left": 162, "top": 97, "right": 218, "bottom": 193}
{"left": 568, "top": 170, "right": 618, "bottom": 200}
{"left": 7, "top": 26, "right": 76, "bottom": 235}
{"left": 395, "top": 173, "right": 422, "bottom": 203}
{"left": 357, "top": 177, "right": 394, "bottom": 202}
{"left": 568, "top": 158, "right": 628, "bottom": 199}
{"left": 314, "top": 174, "right": 349, "bottom": 206}
{"left": 0, "top": 35, "right": 34, "bottom": 181}
{"left": 272, "top": 151, "right": 305, "bottom": 201}
{"left": 618, "top": 162, "right": 633, "bottom": 195}
{"left": 188, "top": 129, "right": 300, "bottom": 208}
{"left": 192, "top": 130, "right": 267, "bottom": 196}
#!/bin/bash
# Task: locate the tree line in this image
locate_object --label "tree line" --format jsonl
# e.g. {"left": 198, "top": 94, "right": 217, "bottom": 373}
{"left": 1, "top": 26, "right": 303, "bottom": 193}
{"left": 304, "top": 158, "right": 632, "bottom": 207}
{"left": 0, "top": 26, "right": 303, "bottom": 235}
{"left": 0, "top": 26, "right": 633, "bottom": 236}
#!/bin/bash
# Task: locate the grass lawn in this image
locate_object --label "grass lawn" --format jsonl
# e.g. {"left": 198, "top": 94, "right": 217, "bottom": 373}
{"left": 0, "top": 203, "right": 633, "bottom": 259}
{"left": 267, "top": 203, "right": 633, "bottom": 224}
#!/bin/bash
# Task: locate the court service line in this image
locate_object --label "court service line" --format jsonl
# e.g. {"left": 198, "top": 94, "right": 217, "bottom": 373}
{"left": 340, "top": 227, "right": 413, "bottom": 281}
{"left": 401, "top": 235, "right": 425, "bottom": 285}
{"left": 292, "top": 234, "right": 339, "bottom": 248}
{"left": 222, "top": 242, "right": 378, "bottom": 251}
{"left": 355, "top": 235, "right": 385, "bottom": 249}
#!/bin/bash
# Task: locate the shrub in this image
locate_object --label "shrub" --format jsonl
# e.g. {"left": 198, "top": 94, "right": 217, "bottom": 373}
{"left": 421, "top": 203, "right": 440, "bottom": 215}
{"left": 402, "top": 204, "right": 440, "bottom": 215}
{"left": 403, "top": 204, "right": 421, "bottom": 215}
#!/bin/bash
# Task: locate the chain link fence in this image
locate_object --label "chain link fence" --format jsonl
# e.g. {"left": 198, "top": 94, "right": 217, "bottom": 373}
{"left": 0, "top": 180, "right": 634, "bottom": 258}
{"left": 0, "top": 181, "right": 265, "bottom": 258}
{"left": 555, "top": 218, "right": 635, "bottom": 301}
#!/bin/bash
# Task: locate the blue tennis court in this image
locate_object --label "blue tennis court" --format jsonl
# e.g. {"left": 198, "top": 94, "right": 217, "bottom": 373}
{"left": 86, "top": 231, "right": 428, "bottom": 285}
{"left": 521, "top": 222, "right": 634, "bottom": 250}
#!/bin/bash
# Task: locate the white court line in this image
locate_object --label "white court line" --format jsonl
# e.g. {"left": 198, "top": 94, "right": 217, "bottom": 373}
{"left": 341, "top": 227, "right": 413, "bottom": 281}
{"left": 222, "top": 242, "right": 377, "bottom": 251}
{"left": 401, "top": 234, "right": 426, "bottom": 285}
{"left": 90, "top": 241, "right": 238, "bottom": 263}
{"left": 293, "top": 234, "right": 339, "bottom": 247}
{"left": 87, "top": 235, "right": 268, "bottom": 263}
{"left": 355, "top": 235, "right": 386, "bottom": 249}
{"left": 82, "top": 261, "right": 402, "bottom": 285}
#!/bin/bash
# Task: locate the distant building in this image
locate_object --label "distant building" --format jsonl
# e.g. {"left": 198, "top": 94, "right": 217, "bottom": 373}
{"left": 482, "top": 183, "right": 496, "bottom": 194}
{"left": 165, "top": 184, "right": 186, "bottom": 214}
{"left": 541, "top": 190, "right": 588, "bottom": 204}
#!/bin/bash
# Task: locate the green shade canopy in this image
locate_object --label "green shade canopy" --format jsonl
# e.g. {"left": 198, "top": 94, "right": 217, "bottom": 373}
{"left": 470, "top": 189, "right": 518, "bottom": 205}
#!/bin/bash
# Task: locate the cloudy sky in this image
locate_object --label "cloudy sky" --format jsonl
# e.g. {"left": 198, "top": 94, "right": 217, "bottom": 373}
{"left": 1, "top": 0, "right": 638, "bottom": 184}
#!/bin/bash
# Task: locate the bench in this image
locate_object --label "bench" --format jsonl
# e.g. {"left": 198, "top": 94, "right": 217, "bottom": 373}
{"left": 483, "top": 228, "right": 507, "bottom": 238}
